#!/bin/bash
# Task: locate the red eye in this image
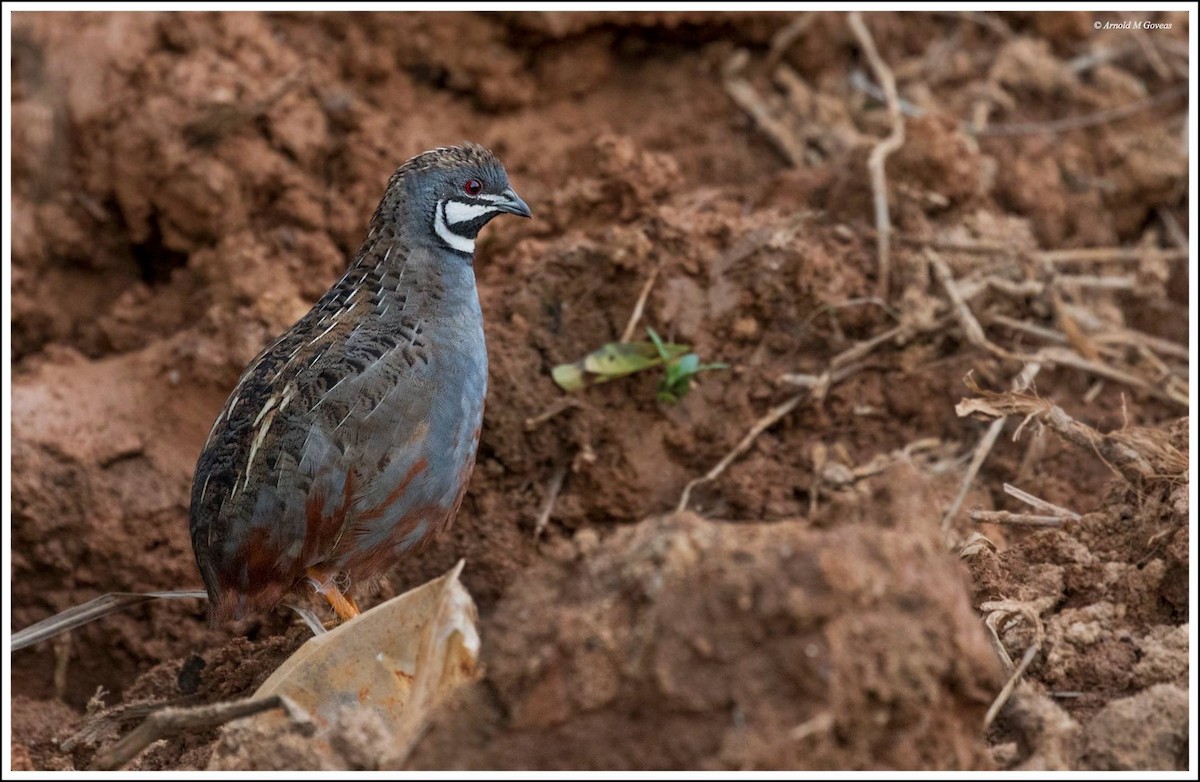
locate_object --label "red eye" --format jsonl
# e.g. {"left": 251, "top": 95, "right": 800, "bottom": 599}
{"left": 463, "top": 178, "right": 482, "bottom": 196}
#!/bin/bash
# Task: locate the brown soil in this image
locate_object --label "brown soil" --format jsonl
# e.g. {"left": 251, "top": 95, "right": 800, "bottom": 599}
{"left": 8, "top": 10, "right": 1190, "bottom": 772}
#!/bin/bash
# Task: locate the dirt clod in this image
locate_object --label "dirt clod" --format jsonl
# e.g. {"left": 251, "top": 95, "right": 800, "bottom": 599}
{"left": 407, "top": 511, "right": 1000, "bottom": 770}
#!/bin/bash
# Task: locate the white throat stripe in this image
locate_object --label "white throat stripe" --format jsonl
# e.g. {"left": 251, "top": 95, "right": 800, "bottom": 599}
{"left": 435, "top": 201, "right": 475, "bottom": 254}
{"left": 445, "top": 200, "right": 499, "bottom": 225}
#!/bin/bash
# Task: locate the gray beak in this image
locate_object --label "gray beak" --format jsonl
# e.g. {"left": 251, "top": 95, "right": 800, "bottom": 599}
{"left": 496, "top": 188, "right": 532, "bottom": 218}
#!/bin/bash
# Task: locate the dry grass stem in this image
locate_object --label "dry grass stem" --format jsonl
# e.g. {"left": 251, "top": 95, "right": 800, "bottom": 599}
{"left": 986, "top": 313, "right": 1069, "bottom": 345}
{"left": 524, "top": 398, "right": 583, "bottom": 431}
{"left": 1127, "top": 18, "right": 1174, "bottom": 79}
{"left": 620, "top": 262, "right": 664, "bottom": 343}
{"left": 789, "top": 711, "right": 836, "bottom": 742}
{"left": 12, "top": 590, "right": 208, "bottom": 652}
{"left": 766, "top": 12, "right": 814, "bottom": 67}
{"left": 984, "top": 644, "right": 1039, "bottom": 729}
{"left": 723, "top": 50, "right": 806, "bottom": 166}
{"left": 783, "top": 315, "right": 955, "bottom": 406}
{"left": 981, "top": 598, "right": 1050, "bottom": 671}
{"left": 1088, "top": 325, "right": 1190, "bottom": 363}
{"left": 940, "top": 363, "right": 1041, "bottom": 534}
{"left": 282, "top": 601, "right": 327, "bottom": 636}
{"left": 1038, "top": 346, "right": 1188, "bottom": 408}
{"left": 969, "top": 83, "right": 1187, "bottom": 137}
{"left": 848, "top": 11, "right": 906, "bottom": 300}
{"left": 943, "top": 418, "right": 1005, "bottom": 536}
{"left": 676, "top": 392, "right": 805, "bottom": 513}
{"left": 534, "top": 464, "right": 569, "bottom": 538}
{"left": 970, "top": 511, "right": 1064, "bottom": 527}
{"left": 898, "top": 234, "right": 1016, "bottom": 256}
{"left": 931, "top": 253, "right": 1031, "bottom": 362}
{"left": 1157, "top": 207, "right": 1188, "bottom": 249}
{"left": 956, "top": 378, "right": 1188, "bottom": 483}
{"left": 1003, "top": 482, "right": 1080, "bottom": 519}
{"left": 988, "top": 313, "right": 1187, "bottom": 389}
{"left": 1037, "top": 245, "right": 1187, "bottom": 266}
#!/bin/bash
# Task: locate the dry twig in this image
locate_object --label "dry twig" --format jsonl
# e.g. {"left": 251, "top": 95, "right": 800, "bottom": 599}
{"left": 848, "top": 11, "right": 906, "bottom": 300}
{"left": 1157, "top": 207, "right": 1188, "bottom": 250}
{"left": 789, "top": 711, "right": 836, "bottom": 742}
{"left": 91, "top": 695, "right": 311, "bottom": 770}
{"left": 1127, "top": 17, "right": 1174, "bottom": 79}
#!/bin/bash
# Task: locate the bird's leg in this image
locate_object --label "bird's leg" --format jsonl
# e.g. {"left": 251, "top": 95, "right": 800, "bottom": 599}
{"left": 305, "top": 567, "right": 360, "bottom": 622}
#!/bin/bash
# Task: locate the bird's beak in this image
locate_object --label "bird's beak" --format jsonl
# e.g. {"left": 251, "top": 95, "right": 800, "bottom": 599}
{"left": 496, "top": 188, "right": 533, "bottom": 218}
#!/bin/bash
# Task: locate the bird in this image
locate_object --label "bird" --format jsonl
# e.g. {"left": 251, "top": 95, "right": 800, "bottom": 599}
{"left": 188, "top": 143, "right": 531, "bottom": 625}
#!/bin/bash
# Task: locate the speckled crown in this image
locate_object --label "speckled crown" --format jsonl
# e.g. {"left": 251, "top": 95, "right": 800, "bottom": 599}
{"left": 396, "top": 142, "right": 501, "bottom": 176}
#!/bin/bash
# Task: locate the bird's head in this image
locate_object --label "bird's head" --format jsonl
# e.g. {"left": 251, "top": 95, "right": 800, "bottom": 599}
{"left": 377, "top": 142, "right": 532, "bottom": 257}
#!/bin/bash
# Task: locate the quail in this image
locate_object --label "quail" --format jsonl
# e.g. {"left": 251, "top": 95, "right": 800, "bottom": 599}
{"left": 189, "top": 143, "right": 531, "bottom": 624}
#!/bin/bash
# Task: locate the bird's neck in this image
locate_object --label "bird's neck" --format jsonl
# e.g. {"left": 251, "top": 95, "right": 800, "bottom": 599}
{"left": 318, "top": 229, "right": 481, "bottom": 329}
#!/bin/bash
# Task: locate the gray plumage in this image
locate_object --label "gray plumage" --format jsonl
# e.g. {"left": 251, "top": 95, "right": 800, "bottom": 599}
{"left": 189, "top": 143, "right": 531, "bottom": 622}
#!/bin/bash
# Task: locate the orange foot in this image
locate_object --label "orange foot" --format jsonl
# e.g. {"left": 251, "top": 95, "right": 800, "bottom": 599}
{"left": 305, "top": 567, "right": 361, "bottom": 622}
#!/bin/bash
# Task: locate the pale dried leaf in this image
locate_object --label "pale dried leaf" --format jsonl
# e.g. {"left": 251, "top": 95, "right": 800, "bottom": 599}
{"left": 211, "top": 560, "right": 480, "bottom": 768}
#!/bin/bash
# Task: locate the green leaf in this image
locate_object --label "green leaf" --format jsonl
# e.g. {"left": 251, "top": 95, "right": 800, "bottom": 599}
{"left": 550, "top": 326, "right": 726, "bottom": 401}
{"left": 551, "top": 339, "right": 689, "bottom": 392}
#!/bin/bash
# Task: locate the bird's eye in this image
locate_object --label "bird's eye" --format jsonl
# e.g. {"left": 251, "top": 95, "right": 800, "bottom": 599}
{"left": 463, "top": 178, "right": 483, "bottom": 196}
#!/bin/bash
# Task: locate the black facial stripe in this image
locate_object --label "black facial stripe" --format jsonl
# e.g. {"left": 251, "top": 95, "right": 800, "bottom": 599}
{"left": 442, "top": 199, "right": 502, "bottom": 236}
{"left": 433, "top": 201, "right": 474, "bottom": 256}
